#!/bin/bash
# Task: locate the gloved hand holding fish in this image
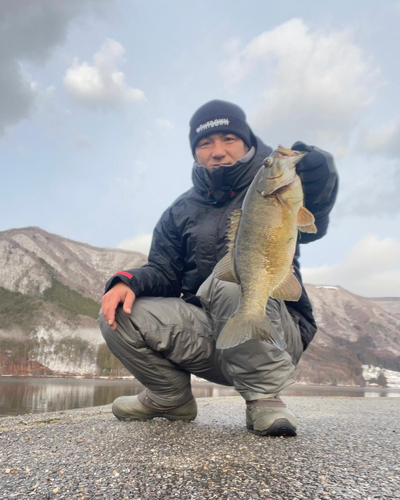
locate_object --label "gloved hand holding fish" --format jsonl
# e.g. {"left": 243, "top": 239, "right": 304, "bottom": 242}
{"left": 214, "top": 146, "right": 317, "bottom": 350}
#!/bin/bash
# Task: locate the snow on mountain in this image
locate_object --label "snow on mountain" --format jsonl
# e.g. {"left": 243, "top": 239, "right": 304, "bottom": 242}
{"left": 362, "top": 365, "right": 400, "bottom": 388}
{"left": 0, "top": 227, "right": 146, "bottom": 301}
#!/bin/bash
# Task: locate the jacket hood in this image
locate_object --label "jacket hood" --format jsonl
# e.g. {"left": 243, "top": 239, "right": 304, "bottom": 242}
{"left": 191, "top": 136, "right": 273, "bottom": 204}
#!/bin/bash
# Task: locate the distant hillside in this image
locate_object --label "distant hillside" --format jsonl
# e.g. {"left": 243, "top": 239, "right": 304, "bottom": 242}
{"left": 1, "top": 227, "right": 399, "bottom": 385}
{"left": 0, "top": 226, "right": 146, "bottom": 301}
{"left": 0, "top": 227, "right": 146, "bottom": 376}
{"left": 369, "top": 297, "right": 400, "bottom": 319}
{"left": 298, "top": 285, "right": 400, "bottom": 386}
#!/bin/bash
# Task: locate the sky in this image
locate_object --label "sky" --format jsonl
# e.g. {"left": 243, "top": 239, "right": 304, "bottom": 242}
{"left": 1, "top": 0, "right": 400, "bottom": 298}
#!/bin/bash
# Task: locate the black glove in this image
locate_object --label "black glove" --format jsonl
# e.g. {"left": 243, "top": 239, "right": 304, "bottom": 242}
{"left": 292, "top": 141, "right": 331, "bottom": 198}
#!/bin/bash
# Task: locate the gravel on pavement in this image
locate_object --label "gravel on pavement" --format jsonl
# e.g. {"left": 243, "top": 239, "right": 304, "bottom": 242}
{"left": 0, "top": 396, "right": 399, "bottom": 499}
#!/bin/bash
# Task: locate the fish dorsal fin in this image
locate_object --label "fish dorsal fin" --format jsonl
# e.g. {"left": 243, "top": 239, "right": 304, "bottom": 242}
{"left": 226, "top": 209, "right": 242, "bottom": 250}
{"left": 213, "top": 252, "right": 240, "bottom": 283}
{"left": 270, "top": 269, "right": 302, "bottom": 301}
{"left": 297, "top": 206, "right": 318, "bottom": 234}
{"left": 213, "top": 209, "right": 242, "bottom": 283}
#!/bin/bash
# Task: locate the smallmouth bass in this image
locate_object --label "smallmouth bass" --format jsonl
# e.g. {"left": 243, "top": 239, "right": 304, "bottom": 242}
{"left": 214, "top": 146, "right": 317, "bottom": 350}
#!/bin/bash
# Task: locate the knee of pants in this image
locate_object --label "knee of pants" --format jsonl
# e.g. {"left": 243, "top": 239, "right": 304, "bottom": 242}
{"left": 99, "top": 306, "right": 148, "bottom": 350}
{"left": 98, "top": 311, "right": 115, "bottom": 345}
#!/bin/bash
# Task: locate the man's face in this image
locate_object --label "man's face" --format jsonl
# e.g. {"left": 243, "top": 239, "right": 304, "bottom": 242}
{"left": 195, "top": 133, "right": 249, "bottom": 170}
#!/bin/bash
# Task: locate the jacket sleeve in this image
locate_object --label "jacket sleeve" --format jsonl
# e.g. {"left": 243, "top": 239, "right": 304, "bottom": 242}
{"left": 292, "top": 141, "right": 339, "bottom": 244}
{"left": 104, "top": 208, "right": 185, "bottom": 297}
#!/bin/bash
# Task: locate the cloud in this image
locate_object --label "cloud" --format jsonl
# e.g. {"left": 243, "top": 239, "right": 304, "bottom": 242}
{"left": 335, "top": 154, "right": 400, "bottom": 218}
{"left": 33, "top": 84, "right": 73, "bottom": 131}
{"left": 155, "top": 118, "right": 175, "bottom": 131}
{"left": 0, "top": 0, "right": 105, "bottom": 135}
{"left": 360, "top": 120, "right": 400, "bottom": 158}
{"left": 219, "top": 19, "right": 381, "bottom": 145}
{"left": 0, "top": 63, "right": 37, "bottom": 134}
{"left": 117, "top": 234, "right": 152, "bottom": 256}
{"left": 155, "top": 118, "right": 175, "bottom": 139}
{"left": 302, "top": 235, "right": 400, "bottom": 297}
{"left": 64, "top": 39, "right": 145, "bottom": 110}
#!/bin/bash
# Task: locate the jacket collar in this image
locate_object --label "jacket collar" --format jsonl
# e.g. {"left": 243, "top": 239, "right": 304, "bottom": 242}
{"left": 191, "top": 137, "right": 272, "bottom": 204}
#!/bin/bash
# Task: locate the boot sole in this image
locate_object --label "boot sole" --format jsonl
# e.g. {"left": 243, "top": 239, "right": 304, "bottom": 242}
{"left": 247, "top": 418, "right": 297, "bottom": 437}
{"left": 114, "top": 415, "right": 196, "bottom": 422}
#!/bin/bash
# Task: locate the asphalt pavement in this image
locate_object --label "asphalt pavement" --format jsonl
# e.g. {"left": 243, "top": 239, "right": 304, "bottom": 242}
{"left": 0, "top": 396, "right": 399, "bottom": 499}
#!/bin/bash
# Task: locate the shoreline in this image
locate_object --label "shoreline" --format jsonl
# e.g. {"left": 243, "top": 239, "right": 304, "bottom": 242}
{"left": 0, "top": 374, "right": 396, "bottom": 389}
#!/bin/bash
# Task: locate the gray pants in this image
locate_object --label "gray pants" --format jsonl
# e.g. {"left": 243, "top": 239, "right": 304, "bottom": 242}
{"left": 98, "top": 275, "right": 303, "bottom": 406}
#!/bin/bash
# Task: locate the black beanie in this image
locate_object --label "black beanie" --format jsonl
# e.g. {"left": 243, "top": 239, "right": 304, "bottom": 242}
{"left": 189, "top": 100, "right": 253, "bottom": 155}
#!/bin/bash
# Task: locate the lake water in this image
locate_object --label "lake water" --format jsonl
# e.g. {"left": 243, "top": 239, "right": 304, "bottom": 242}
{"left": 1, "top": 377, "right": 399, "bottom": 417}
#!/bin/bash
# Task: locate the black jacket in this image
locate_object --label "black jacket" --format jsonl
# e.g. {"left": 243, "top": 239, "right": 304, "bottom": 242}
{"left": 105, "top": 137, "right": 338, "bottom": 349}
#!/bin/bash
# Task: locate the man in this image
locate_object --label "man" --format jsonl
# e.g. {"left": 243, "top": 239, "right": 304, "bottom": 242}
{"left": 99, "top": 100, "right": 338, "bottom": 436}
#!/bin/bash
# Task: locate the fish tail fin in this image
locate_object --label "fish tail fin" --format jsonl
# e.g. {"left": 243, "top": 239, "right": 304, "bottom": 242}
{"left": 216, "top": 311, "right": 285, "bottom": 351}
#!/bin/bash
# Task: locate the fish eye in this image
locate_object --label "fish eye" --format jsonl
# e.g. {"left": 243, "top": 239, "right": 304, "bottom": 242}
{"left": 264, "top": 157, "right": 272, "bottom": 166}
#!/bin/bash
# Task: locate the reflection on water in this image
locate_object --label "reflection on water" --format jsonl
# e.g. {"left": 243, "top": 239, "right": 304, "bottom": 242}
{"left": 0, "top": 377, "right": 399, "bottom": 417}
{"left": 282, "top": 385, "right": 400, "bottom": 398}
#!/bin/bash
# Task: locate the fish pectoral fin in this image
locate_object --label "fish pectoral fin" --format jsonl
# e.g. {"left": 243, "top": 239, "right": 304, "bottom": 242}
{"left": 298, "top": 223, "right": 318, "bottom": 234}
{"left": 213, "top": 252, "right": 240, "bottom": 284}
{"left": 270, "top": 271, "right": 302, "bottom": 301}
{"left": 297, "top": 207, "right": 318, "bottom": 234}
{"left": 297, "top": 206, "right": 315, "bottom": 226}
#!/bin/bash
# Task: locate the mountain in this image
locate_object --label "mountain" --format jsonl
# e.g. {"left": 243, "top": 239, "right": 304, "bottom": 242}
{"left": 0, "top": 227, "right": 146, "bottom": 376}
{"left": 298, "top": 286, "right": 400, "bottom": 386}
{"left": 0, "top": 226, "right": 145, "bottom": 301}
{"left": 1, "top": 227, "right": 399, "bottom": 386}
